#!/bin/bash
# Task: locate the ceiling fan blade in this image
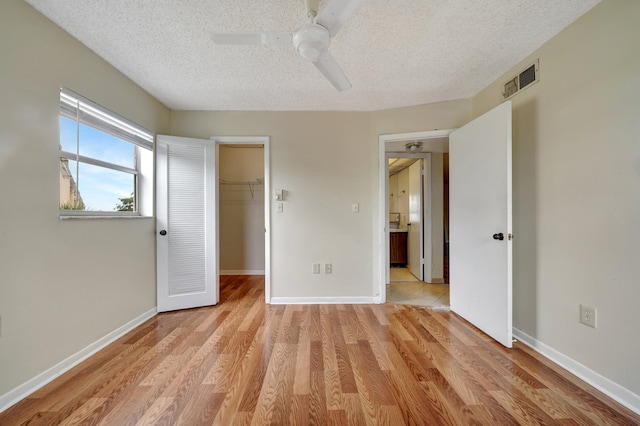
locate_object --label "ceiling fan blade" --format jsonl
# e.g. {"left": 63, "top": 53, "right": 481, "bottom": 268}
{"left": 211, "top": 32, "right": 292, "bottom": 45}
{"left": 316, "top": 0, "right": 361, "bottom": 37}
{"left": 313, "top": 52, "right": 352, "bottom": 91}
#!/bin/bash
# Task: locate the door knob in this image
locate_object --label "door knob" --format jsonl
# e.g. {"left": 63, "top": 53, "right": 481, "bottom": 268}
{"left": 159, "top": 230, "right": 167, "bottom": 236}
{"left": 492, "top": 233, "right": 504, "bottom": 241}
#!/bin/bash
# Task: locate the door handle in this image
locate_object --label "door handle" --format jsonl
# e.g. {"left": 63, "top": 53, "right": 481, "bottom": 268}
{"left": 492, "top": 233, "right": 504, "bottom": 241}
{"left": 159, "top": 230, "right": 167, "bottom": 236}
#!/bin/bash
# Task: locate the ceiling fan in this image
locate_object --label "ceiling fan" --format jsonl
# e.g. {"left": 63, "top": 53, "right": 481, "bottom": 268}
{"left": 211, "top": 0, "right": 361, "bottom": 91}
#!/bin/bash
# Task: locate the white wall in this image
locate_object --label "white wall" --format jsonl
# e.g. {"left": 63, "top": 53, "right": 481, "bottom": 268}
{"left": 0, "top": 1, "right": 170, "bottom": 397}
{"left": 218, "top": 145, "right": 265, "bottom": 272}
{"left": 388, "top": 173, "right": 399, "bottom": 213}
{"left": 473, "top": 0, "right": 640, "bottom": 397}
{"left": 430, "top": 153, "right": 444, "bottom": 281}
{"left": 396, "top": 167, "right": 410, "bottom": 228}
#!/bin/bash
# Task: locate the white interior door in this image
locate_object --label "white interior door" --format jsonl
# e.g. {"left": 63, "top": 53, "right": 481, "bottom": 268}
{"left": 449, "top": 101, "right": 513, "bottom": 348}
{"left": 408, "top": 160, "right": 423, "bottom": 280}
{"left": 156, "top": 135, "right": 217, "bottom": 312}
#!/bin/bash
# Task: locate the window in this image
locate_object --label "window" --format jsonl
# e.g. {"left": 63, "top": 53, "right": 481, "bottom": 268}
{"left": 59, "top": 88, "right": 154, "bottom": 216}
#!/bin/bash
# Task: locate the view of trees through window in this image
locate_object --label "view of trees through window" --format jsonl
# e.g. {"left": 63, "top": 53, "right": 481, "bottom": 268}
{"left": 59, "top": 116, "right": 136, "bottom": 212}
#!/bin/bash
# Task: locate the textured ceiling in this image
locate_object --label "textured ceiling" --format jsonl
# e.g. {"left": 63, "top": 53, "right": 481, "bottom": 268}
{"left": 26, "top": 0, "right": 600, "bottom": 111}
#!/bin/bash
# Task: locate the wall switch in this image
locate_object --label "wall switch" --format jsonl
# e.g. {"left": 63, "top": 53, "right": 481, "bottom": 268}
{"left": 276, "top": 202, "right": 283, "bottom": 213}
{"left": 580, "top": 304, "right": 597, "bottom": 328}
{"left": 352, "top": 203, "right": 359, "bottom": 213}
{"left": 325, "top": 263, "right": 332, "bottom": 274}
{"left": 312, "top": 263, "right": 320, "bottom": 274}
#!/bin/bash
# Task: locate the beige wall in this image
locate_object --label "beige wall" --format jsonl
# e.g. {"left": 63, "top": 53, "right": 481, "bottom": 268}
{"left": 171, "top": 103, "right": 473, "bottom": 301}
{"left": 472, "top": 0, "right": 640, "bottom": 395}
{"left": 171, "top": 111, "right": 374, "bottom": 298}
{"left": 218, "top": 145, "right": 265, "bottom": 272}
{"left": 0, "top": 1, "right": 170, "bottom": 396}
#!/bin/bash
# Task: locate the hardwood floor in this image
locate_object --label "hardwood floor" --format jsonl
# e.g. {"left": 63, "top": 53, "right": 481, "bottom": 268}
{"left": 2, "top": 275, "right": 638, "bottom": 425}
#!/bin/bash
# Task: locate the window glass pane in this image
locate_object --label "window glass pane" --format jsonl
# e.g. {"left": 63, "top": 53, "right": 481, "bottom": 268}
{"left": 77, "top": 163, "right": 135, "bottom": 211}
{"left": 78, "top": 122, "right": 135, "bottom": 168}
{"left": 60, "top": 116, "right": 78, "bottom": 153}
{"left": 60, "top": 158, "right": 84, "bottom": 210}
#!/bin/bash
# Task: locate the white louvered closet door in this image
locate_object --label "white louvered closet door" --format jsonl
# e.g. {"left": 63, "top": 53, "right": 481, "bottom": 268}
{"left": 156, "top": 135, "right": 217, "bottom": 312}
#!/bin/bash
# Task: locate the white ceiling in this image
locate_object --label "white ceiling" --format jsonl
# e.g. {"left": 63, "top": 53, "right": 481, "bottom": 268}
{"left": 26, "top": 0, "right": 600, "bottom": 111}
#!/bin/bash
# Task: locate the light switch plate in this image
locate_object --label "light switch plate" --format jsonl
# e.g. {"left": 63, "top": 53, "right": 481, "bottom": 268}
{"left": 352, "top": 203, "right": 359, "bottom": 213}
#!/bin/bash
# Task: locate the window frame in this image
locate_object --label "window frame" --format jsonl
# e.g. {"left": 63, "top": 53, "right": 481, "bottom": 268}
{"left": 59, "top": 88, "right": 154, "bottom": 217}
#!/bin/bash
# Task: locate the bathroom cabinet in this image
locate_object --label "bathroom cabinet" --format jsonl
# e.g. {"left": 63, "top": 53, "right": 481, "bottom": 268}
{"left": 390, "top": 231, "right": 407, "bottom": 265}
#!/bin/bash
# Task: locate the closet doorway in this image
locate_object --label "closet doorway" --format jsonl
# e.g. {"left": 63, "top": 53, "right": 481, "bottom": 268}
{"left": 213, "top": 136, "right": 271, "bottom": 303}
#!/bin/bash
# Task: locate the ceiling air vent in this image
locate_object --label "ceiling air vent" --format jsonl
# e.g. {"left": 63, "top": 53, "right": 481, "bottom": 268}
{"left": 502, "top": 59, "right": 539, "bottom": 99}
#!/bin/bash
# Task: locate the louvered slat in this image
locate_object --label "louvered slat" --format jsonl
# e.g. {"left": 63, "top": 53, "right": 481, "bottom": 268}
{"left": 167, "top": 145, "right": 206, "bottom": 296}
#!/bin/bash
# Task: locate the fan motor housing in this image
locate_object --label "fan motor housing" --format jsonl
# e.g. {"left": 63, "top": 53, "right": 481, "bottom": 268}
{"left": 293, "top": 23, "right": 330, "bottom": 61}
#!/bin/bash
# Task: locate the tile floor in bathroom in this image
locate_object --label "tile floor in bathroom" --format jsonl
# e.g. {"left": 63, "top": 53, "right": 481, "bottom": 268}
{"left": 386, "top": 267, "right": 450, "bottom": 309}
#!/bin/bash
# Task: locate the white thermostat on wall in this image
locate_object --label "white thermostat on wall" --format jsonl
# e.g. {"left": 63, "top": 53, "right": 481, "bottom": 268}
{"left": 275, "top": 189, "right": 284, "bottom": 201}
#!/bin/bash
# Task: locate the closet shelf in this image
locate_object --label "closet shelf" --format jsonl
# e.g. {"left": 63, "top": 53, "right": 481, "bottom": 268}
{"left": 219, "top": 178, "right": 263, "bottom": 200}
{"left": 219, "top": 178, "right": 264, "bottom": 186}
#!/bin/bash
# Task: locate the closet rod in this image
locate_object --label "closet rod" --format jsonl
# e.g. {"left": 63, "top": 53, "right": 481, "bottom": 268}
{"left": 219, "top": 178, "right": 264, "bottom": 186}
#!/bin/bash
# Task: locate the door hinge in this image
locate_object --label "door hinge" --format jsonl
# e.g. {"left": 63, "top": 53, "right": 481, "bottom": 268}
{"left": 508, "top": 233, "right": 514, "bottom": 240}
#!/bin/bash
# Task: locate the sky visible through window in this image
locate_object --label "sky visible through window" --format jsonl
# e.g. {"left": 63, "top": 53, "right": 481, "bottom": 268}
{"left": 60, "top": 117, "right": 135, "bottom": 211}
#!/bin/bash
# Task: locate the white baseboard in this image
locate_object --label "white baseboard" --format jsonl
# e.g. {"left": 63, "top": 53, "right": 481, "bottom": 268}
{"left": 270, "top": 296, "right": 377, "bottom": 305}
{"left": 0, "top": 307, "right": 157, "bottom": 414}
{"left": 220, "top": 270, "right": 265, "bottom": 275}
{"left": 513, "top": 328, "right": 640, "bottom": 415}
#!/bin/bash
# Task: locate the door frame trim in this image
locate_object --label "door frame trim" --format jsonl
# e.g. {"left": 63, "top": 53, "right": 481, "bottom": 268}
{"left": 377, "top": 130, "right": 454, "bottom": 303}
{"left": 211, "top": 136, "right": 271, "bottom": 303}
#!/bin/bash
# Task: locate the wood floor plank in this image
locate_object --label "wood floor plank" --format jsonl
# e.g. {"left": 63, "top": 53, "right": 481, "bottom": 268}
{"left": 341, "top": 392, "right": 367, "bottom": 425}
{"left": 353, "top": 305, "right": 395, "bottom": 371}
{"left": 345, "top": 344, "right": 379, "bottom": 426}
{"left": 289, "top": 394, "right": 310, "bottom": 425}
{"left": 309, "top": 370, "right": 328, "bottom": 425}
{"left": 293, "top": 324, "right": 311, "bottom": 396}
{"left": 250, "top": 342, "right": 297, "bottom": 426}
{"left": 319, "top": 304, "right": 339, "bottom": 371}
{"left": 233, "top": 308, "right": 284, "bottom": 414}
{"left": 324, "top": 368, "right": 344, "bottom": 411}
{"left": 57, "top": 397, "right": 107, "bottom": 426}
{"left": 174, "top": 387, "right": 225, "bottom": 425}
{"left": 381, "top": 365, "right": 450, "bottom": 425}
{"left": 490, "top": 389, "right": 558, "bottom": 425}
{"left": 2, "top": 276, "right": 638, "bottom": 425}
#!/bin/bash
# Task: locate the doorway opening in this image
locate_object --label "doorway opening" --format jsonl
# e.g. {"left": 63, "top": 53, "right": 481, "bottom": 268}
{"left": 212, "top": 136, "right": 271, "bottom": 303}
{"left": 378, "top": 130, "right": 453, "bottom": 307}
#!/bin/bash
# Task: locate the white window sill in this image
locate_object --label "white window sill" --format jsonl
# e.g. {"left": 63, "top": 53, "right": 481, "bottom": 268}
{"left": 59, "top": 214, "right": 154, "bottom": 220}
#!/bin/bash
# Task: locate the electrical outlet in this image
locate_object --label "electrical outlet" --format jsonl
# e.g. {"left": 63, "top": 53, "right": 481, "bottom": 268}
{"left": 580, "top": 304, "right": 597, "bottom": 328}
{"left": 312, "top": 263, "right": 320, "bottom": 274}
{"left": 325, "top": 263, "right": 332, "bottom": 274}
